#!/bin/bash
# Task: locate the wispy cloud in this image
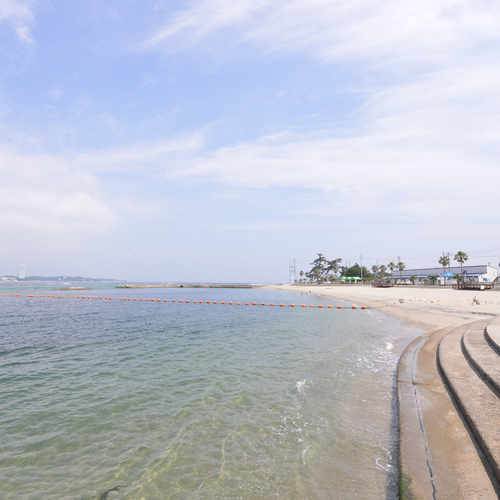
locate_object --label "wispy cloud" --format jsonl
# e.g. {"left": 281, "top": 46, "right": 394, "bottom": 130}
{"left": 144, "top": 0, "right": 500, "bottom": 67}
{"left": 0, "top": 0, "right": 37, "bottom": 43}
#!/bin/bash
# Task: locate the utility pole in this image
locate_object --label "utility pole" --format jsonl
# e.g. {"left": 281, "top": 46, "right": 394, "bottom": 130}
{"left": 360, "top": 255, "right": 363, "bottom": 281}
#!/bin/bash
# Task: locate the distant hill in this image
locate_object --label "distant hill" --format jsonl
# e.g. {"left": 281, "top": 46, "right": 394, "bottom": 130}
{"left": 2, "top": 276, "right": 120, "bottom": 282}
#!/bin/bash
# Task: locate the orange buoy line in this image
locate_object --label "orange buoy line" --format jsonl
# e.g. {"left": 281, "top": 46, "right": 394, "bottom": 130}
{"left": 5, "top": 294, "right": 369, "bottom": 309}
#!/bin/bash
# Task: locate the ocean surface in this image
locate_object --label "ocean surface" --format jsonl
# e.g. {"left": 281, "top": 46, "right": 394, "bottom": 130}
{"left": 0, "top": 284, "right": 421, "bottom": 500}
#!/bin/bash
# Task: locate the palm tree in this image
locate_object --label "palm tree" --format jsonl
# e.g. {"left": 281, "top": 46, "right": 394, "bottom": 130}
{"left": 371, "top": 264, "right": 379, "bottom": 280}
{"left": 454, "top": 251, "right": 468, "bottom": 275}
{"left": 379, "top": 264, "right": 388, "bottom": 279}
{"left": 397, "top": 261, "right": 405, "bottom": 281}
{"left": 299, "top": 270, "right": 304, "bottom": 281}
{"left": 389, "top": 261, "right": 396, "bottom": 282}
{"left": 438, "top": 255, "right": 450, "bottom": 275}
{"left": 410, "top": 275, "right": 417, "bottom": 284}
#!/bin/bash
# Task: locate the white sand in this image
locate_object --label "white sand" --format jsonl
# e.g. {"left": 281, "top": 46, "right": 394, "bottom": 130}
{"left": 264, "top": 284, "right": 499, "bottom": 331}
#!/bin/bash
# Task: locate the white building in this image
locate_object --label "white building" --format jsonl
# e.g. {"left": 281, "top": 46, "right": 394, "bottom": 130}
{"left": 19, "top": 264, "right": 26, "bottom": 280}
{"left": 391, "top": 265, "right": 497, "bottom": 283}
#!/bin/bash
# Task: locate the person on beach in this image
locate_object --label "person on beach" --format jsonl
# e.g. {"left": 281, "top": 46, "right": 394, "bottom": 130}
{"left": 472, "top": 296, "right": 480, "bottom": 305}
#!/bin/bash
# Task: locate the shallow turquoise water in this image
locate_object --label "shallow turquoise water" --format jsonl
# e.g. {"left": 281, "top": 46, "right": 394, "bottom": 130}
{"left": 0, "top": 285, "right": 420, "bottom": 499}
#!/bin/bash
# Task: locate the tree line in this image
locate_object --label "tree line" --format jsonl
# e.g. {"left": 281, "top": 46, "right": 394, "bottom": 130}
{"left": 297, "top": 251, "right": 469, "bottom": 284}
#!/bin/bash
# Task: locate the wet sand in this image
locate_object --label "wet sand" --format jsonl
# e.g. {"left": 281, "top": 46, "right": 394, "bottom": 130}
{"left": 264, "top": 284, "right": 498, "bottom": 331}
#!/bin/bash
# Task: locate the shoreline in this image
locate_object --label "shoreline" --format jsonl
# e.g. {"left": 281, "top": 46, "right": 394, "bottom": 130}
{"left": 262, "top": 284, "right": 497, "bottom": 332}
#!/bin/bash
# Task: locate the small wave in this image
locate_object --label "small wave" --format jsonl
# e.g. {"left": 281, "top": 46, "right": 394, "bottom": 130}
{"left": 302, "top": 445, "right": 310, "bottom": 464}
{"left": 296, "top": 379, "right": 307, "bottom": 393}
{"left": 385, "top": 342, "right": 393, "bottom": 351}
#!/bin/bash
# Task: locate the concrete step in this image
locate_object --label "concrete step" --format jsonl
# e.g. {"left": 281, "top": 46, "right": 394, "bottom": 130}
{"left": 463, "top": 326, "right": 500, "bottom": 396}
{"left": 486, "top": 317, "right": 500, "bottom": 354}
{"left": 398, "top": 325, "right": 500, "bottom": 499}
{"left": 438, "top": 323, "right": 500, "bottom": 488}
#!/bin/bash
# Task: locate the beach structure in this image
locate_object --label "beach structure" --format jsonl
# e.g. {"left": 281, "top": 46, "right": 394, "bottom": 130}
{"left": 399, "top": 317, "right": 500, "bottom": 498}
{"left": 391, "top": 264, "right": 497, "bottom": 284}
{"left": 19, "top": 264, "right": 25, "bottom": 280}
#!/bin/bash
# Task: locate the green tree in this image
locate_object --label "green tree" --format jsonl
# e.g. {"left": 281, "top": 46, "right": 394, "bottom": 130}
{"left": 428, "top": 275, "right": 437, "bottom": 285}
{"left": 388, "top": 261, "right": 396, "bottom": 282}
{"left": 438, "top": 255, "right": 450, "bottom": 275}
{"left": 410, "top": 275, "right": 417, "bottom": 284}
{"left": 371, "top": 264, "right": 379, "bottom": 280}
{"left": 454, "top": 251, "right": 468, "bottom": 275}
{"left": 397, "top": 261, "right": 405, "bottom": 280}
{"left": 327, "top": 258, "right": 342, "bottom": 282}
{"left": 379, "top": 264, "right": 388, "bottom": 279}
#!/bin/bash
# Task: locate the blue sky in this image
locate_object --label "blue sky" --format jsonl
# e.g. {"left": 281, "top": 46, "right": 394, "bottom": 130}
{"left": 1, "top": 0, "right": 500, "bottom": 282}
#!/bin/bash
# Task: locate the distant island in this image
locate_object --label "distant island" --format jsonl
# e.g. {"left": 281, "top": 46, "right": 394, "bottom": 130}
{"left": 0, "top": 276, "right": 120, "bottom": 282}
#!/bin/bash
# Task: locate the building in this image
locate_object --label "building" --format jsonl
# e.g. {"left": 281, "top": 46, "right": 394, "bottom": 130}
{"left": 19, "top": 264, "right": 26, "bottom": 280}
{"left": 391, "top": 265, "right": 497, "bottom": 283}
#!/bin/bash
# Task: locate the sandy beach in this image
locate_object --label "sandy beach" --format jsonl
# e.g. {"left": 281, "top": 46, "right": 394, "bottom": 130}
{"left": 265, "top": 284, "right": 499, "bottom": 332}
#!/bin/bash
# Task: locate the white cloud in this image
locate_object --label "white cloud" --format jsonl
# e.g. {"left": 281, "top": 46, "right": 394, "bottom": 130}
{"left": 0, "top": 146, "right": 119, "bottom": 235}
{"left": 69, "top": 56, "right": 498, "bottom": 222}
{"left": 77, "top": 133, "right": 205, "bottom": 170}
{"left": 0, "top": 0, "right": 37, "bottom": 43}
{"left": 137, "top": 0, "right": 500, "bottom": 224}
{"left": 143, "top": 0, "right": 268, "bottom": 50}
{"left": 144, "top": 0, "right": 500, "bottom": 67}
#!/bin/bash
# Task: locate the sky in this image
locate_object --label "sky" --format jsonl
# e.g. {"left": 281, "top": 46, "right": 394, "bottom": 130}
{"left": 1, "top": 0, "right": 500, "bottom": 282}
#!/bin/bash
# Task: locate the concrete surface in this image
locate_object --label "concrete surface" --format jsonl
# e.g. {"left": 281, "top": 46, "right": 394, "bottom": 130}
{"left": 438, "top": 322, "right": 500, "bottom": 489}
{"left": 398, "top": 323, "right": 500, "bottom": 499}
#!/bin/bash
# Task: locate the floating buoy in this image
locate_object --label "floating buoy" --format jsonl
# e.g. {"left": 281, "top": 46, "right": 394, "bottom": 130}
{"left": 291, "top": 304, "right": 295, "bottom": 307}
{"left": 237, "top": 302, "right": 241, "bottom": 305}
{"left": 279, "top": 304, "right": 284, "bottom": 307}
{"left": 261, "top": 303, "right": 265, "bottom": 306}
{"left": 337, "top": 306, "right": 342, "bottom": 309}
{"left": 270, "top": 303, "right": 274, "bottom": 306}
{"left": 229, "top": 302, "right": 233, "bottom": 305}
{"left": 352, "top": 306, "right": 357, "bottom": 309}
{"left": 361, "top": 306, "right": 366, "bottom": 309}
{"left": 319, "top": 305, "right": 323, "bottom": 308}
{"left": 213, "top": 301, "right": 217, "bottom": 304}
{"left": 302, "top": 304, "right": 306, "bottom": 307}
{"left": 252, "top": 302, "right": 256, "bottom": 305}
{"left": 310, "top": 305, "right": 314, "bottom": 308}
{"left": 221, "top": 301, "right": 225, "bottom": 304}
{"left": 194, "top": 300, "right": 198, "bottom": 303}
{"left": 328, "top": 305, "right": 333, "bottom": 308}
{"left": 245, "top": 302, "right": 249, "bottom": 305}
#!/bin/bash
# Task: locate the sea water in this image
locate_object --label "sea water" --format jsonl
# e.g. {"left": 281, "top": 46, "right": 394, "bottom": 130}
{"left": 0, "top": 285, "right": 421, "bottom": 499}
